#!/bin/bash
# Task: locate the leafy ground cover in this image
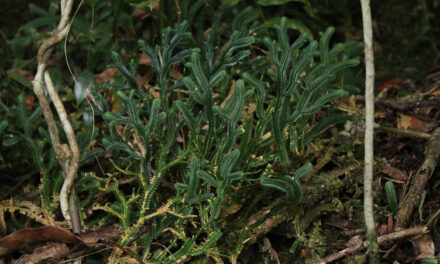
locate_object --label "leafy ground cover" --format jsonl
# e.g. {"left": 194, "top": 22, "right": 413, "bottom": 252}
{"left": 0, "top": 0, "right": 439, "bottom": 263}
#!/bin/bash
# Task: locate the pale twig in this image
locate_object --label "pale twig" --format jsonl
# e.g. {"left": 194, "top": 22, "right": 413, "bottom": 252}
{"left": 31, "top": 0, "right": 81, "bottom": 233}
{"left": 360, "top": 0, "right": 379, "bottom": 262}
{"left": 44, "top": 71, "right": 80, "bottom": 232}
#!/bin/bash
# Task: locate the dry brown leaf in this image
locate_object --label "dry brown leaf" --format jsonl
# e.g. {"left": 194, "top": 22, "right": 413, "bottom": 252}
{"left": 25, "top": 95, "right": 35, "bottom": 111}
{"left": 0, "top": 226, "right": 79, "bottom": 257}
{"left": 382, "top": 164, "right": 408, "bottom": 181}
{"left": 170, "top": 65, "right": 183, "bottom": 80}
{"left": 78, "top": 225, "right": 121, "bottom": 246}
{"left": 378, "top": 224, "right": 388, "bottom": 236}
{"left": 16, "top": 243, "right": 69, "bottom": 264}
{"left": 387, "top": 214, "right": 393, "bottom": 234}
{"left": 149, "top": 86, "right": 160, "bottom": 98}
{"left": 325, "top": 219, "right": 351, "bottom": 230}
{"left": 139, "top": 53, "right": 152, "bottom": 66}
{"left": 397, "top": 113, "right": 433, "bottom": 133}
{"left": 411, "top": 234, "right": 435, "bottom": 259}
{"left": 94, "top": 68, "right": 118, "bottom": 83}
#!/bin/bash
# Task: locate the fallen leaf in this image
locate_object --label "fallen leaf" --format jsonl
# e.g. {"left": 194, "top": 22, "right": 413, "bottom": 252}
{"left": 411, "top": 234, "right": 435, "bottom": 259}
{"left": 397, "top": 113, "right": 433, "bottom": 133}
{"left": 170, "top": 65, "right": 183, "bottom": 80}
{"left": 0, "top": 226, "right": 79, "bottom": 257}
{"left": 139, "top": 53, "right": 152, "bottom": 66}
{"left": 387, "top": 214, "right": 393, "bottom": 234}
{"left": 382, "top": 164, "right": 408, "bottom": 181}
{"left": 16, "top": 243, "right": 69, "bottom": 264}
{"left": 325, "top": 219, "right": 351, "bottom": 230}
{"left": 149, "top": 86, "right": 160, "bottom": 98}
{"left": 376, "top": 78, "right": 403, "bottom": 91}
{"left": 378, "top": 224, "right": 388, "bottom": 236}
{"left": 25, "top": 95, "right": 35, "bottom": 111}
{"left": 78, "top": 225, "right": 122, "bottom": 246}
{"left": 94, "top": 68, "right": 118, "bottom": 83}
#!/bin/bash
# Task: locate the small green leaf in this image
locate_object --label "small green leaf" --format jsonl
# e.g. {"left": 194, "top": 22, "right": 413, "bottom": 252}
{"left": 289, "top": 240, "right": 299, "bottom": 254}
{"left": 319, "top": 27, "right": 335, "bottom": 63}
{"left": 303, "top": 89, "right": 348, "bottom": 115}
{"left": 213, "top": 105, "right": 231, "bottom": 121}
{"left": 294, "top": 163, "right": 312, "bottom": 180}
{"left": 197, "top": 170, "right": 218, "bottom": 188}
{"left": 261, "top": 175, "right": 302, "bottom": 203}
{"left": 183, "top": 77, "right": 205, "bottom": 103}
{"left": 189, "top": 51, "right": 209, "bottom": 92}
{"left": 304, "top": 114, "right": 354, "bottom": 145}
{"left": 219, "top": 150, "right": 241, "bottom": 178}
{"left": 80, "top": 149, "right": 102, "bottom": 165}
{"left": 146, "top": 99, "right": 162, "bottom": 136}
{"left": 385, "top": 181, "right": 398, "bottom": 214}
{"left": 191, "top": 230, "right": 223, "bottom": 255}
{"left": 186, "top": 156, "right": 200, "bottom": 203}
{"left": 2, "top": 135, "right": 20, "bottom": 147}
{"left": 102, "top": 138, "right": 141, "bottom": 160}
{"left": 174, "top": 182, "right": 189, "bottom": 191}
{"left": 420, "top": 258, "right": 438, "bottom": 264}
{"left": 176, "top": 100, "right": 198, "bottom": 131}
{"left": 208, "top": 70, "right": 226, "bottom": 88}
{"left": 74, "top": 71, "right": 93, "bottom": 105}
{"left": 227, "top": 171, "right": 243, "bottom": 181}
{"left": 266, "top": 17, "right": 313, "bottom": 41}
{"left": 224, "top": 80, "right": 245, "bottom": 122}
{"left": 110, "top": 52, "right": 139, "bottom": 92}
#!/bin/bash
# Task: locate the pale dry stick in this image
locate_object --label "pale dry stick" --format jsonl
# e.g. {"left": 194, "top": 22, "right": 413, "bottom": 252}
{"left": 31, "top": 0, "right": 81, "bottom": 233}
{"left": 44, "top": 71, "right": 80, "bottom": 232}
{"left": 313, "top": 226, "right": 429, "bottom": 264}
{"left": 360, "top": 0, "right": 378, "bottom": 262}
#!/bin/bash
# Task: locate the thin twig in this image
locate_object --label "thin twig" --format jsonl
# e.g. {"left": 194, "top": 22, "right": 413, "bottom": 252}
{"left": 44, "top": 72, "right": 80, "bottom": 233}
{"left": 31, "top": 0, "right": 81, "bottom": 233}
{"left": 360, "top": 0, "right": 379, "bottom": 261}
{"left": 376, "top": 124, "right": 431, "bottom": 139}
{"left": 313, "top": 226, "right": 429, "bottom": 264}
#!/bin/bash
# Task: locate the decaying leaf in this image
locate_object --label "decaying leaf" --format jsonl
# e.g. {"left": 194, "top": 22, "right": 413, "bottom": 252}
{"left": 0, "top": 226, "right": 79, "bottom": 257}
{"left": 397, "top": 113, "right": 433, "bottom": 133}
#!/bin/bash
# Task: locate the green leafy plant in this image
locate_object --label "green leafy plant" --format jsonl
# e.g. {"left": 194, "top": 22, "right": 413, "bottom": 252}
{"left": 385, "top": 181, "right": 398, "bottom": 214}
{"left": 1, "top": 1, "right": 363, "bottom": 261}
{"left": 1, "top": 94, "right": 60, "bottom": 212}
{"left": 83, "top": 15, "right": 360, "bottom": 261}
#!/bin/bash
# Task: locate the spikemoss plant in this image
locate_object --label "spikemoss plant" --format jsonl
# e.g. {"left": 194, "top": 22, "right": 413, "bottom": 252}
{"left": 84, "top": 17, "right": 359, "bottom": 262}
